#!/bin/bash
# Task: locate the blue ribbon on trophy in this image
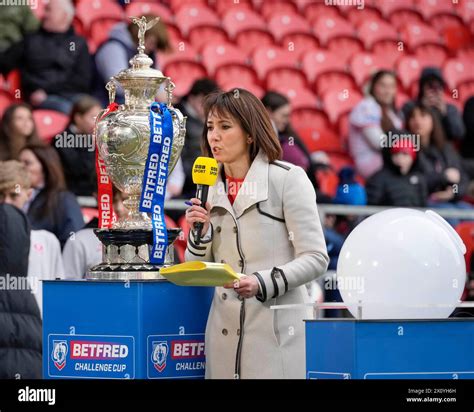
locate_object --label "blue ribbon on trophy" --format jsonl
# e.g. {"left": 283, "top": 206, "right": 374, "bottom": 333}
{"left": 139, "top": 102, "right": 174, "bottom": 265}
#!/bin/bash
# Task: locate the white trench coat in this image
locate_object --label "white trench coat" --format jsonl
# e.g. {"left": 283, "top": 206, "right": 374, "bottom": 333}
{"left": 185, "top": 150, "right": 329, "bottom": 379}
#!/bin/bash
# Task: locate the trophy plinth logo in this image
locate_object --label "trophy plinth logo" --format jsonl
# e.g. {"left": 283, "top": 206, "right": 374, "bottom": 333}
{"left": 87, "top": 16, "right": 186, "bottom": 280}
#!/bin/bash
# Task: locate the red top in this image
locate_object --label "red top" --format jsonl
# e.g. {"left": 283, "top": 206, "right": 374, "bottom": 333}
{"left": 226, "top": 175, "right": 245, "bottom": 205}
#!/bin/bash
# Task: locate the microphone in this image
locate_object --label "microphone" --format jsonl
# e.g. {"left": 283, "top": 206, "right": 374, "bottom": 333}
{"left": 192, "top": 157, "right": 219, "bottom": 245}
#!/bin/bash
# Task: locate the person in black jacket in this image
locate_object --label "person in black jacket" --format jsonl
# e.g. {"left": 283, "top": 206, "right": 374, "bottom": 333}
{"left": 19, "top": 142, "right": 84, "bottom": 248}
{"left": 6, "top": 0, "right": 91, "bottom": 113}
{"left": 53, "top": 95, "right": 102, "bottom": 196}
{"left": 366, "top": 133, "right": 428, "bottom": 207}
{"left": 0, "top": 203, "right": 42, "bottom": 379}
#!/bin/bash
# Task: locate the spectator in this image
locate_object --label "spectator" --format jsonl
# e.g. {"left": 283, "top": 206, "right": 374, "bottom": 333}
{"left": 53, "top": 95, "right": 102, "bottom": 196}
{"left": 13, "top": 0, "right": 91, "bottom": 113}
{"left": 461, "top": 96, "right": 474, "bottom": 180}
{"left": 262, "top": 91, "right": 319, "bottom": 189}
{"left": 366, "top": 134, "right": 428, "bottom": 207}
{"left": 406, "top": 102, "right": 472, "bottom": 225}
{"left": 349, "top": 70, "right": 403, "bottom": 179}
{"left": 0, "top": 160, "right": 64, "bottom": 317}
{"left": 0, "top": 203, "right": 42, "bottom": 379}
{"left": 403, "top": 67, "right": 465, "bottom": 141}
{"left": 0, "top": 5, "right": 39, "bottom": 75}
{"left": 19, "top": 142, "right": 84, "bottom": 247}
{"left": 94, "top": 14, "right": 171, "bottom": 106}
{"left": 334, "top": 167, "right": 367, "bottom": 206}
{"left": 175, "top": 78, "right": 220, "bottom": 198}
{"left": 63, "top": 187, "right": 128, "bottom": 279}
{"left": 0, "top": 103, "right": 41, "bottom": 161}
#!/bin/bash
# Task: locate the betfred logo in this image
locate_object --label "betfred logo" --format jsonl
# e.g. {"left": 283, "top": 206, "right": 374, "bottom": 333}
{"left": 70, "top": 341, "right": 129, "bottom": 360}
{"left": 171, "top": 340, "right": 205, "bottom": 360}
{"left": 151, "top": 341, "right": 169, "bottom": 372}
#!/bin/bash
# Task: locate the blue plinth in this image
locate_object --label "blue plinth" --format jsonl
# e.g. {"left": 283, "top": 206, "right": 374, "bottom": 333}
{"left": 305, "top": 319, "right": 474, "bottom": 379}
{"left": 43, "top": 280, "right": 213, "bottom": 379}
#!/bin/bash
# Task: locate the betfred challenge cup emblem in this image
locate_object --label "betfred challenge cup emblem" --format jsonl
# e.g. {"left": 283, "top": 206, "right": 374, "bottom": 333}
{"left": 151, "top": 341, "right": 169, "bottom": 372}
{"left": 52, "top": 340, "right": 68, "bottom": 371}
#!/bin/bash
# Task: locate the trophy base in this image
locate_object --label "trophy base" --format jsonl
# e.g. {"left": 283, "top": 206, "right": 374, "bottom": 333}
{"left": 85, "top": 228, "right": 182, "bottom": 281}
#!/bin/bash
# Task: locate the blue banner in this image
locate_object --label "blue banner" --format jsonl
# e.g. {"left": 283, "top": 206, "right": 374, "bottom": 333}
{"left": 139, "top": 102, "right": 174, "bottom": 265}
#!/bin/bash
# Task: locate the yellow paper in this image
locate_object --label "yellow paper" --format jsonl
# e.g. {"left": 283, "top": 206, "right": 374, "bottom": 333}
{"left": 160, "top": 261, "right": 241, "bottom": 287}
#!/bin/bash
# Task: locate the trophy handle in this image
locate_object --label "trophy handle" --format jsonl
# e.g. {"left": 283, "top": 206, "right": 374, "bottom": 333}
{"left": 106, "top": 78, "right": 117, "bottom": 104}
{"left": 165, "top": 77, "right": 175, "bottom": 107}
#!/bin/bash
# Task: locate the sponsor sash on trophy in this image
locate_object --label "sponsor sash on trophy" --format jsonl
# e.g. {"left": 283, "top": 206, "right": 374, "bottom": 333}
{"left": 139, "top": 102, "right": 174, "bottom": 265}
{"left": 96, "top": 103, "right": 119, "bottom": 229}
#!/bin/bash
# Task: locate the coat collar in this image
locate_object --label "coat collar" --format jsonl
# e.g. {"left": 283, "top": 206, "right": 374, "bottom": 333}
{"left": 210, "top": 150, "right": 269, "bottom": 219}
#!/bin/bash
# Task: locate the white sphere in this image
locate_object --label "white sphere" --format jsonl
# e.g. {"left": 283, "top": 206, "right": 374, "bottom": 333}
{"left": 336, "top": 208, "right": 466, "bottom": 319}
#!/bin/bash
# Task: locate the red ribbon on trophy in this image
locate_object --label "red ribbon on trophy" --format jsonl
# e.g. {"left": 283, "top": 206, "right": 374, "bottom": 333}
{"left": 96, "top": 103, "right": 119, "bottom": 229}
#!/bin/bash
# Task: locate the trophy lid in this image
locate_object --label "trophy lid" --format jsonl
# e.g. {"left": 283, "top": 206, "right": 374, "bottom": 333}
{"left": 114, "top": 16, "right": 167, "bottom": 82}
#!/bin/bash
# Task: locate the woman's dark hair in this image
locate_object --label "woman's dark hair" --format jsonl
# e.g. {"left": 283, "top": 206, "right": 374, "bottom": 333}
{"left": 405, "top": 101, "right": 447, "bottom": 150}
{"left": 69, "top": 95, "right": 101, "bottom": 126}
{"left": 201, "top": 89, "right": 282, "bottom": 163}
{"left": 368, "top": 70, "right": 398, "bottom": 133}
{"left": 21, "top": 142, "right": 67, "bottom": 219}
{"left": 261, "top": 91, "right": 289, "bottom": 112}
{"left": 0, "top": 103, "right": 41, "bottom": 160}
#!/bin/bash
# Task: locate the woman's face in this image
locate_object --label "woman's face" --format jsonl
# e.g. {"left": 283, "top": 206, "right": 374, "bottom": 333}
{"left": 207, "top": 110, "right": 248, "bottom": 164}
{"left": 408, "top": 108, "right": 433, "bottom": 145}
{"left": 11, "top": 107, "right": 34, "bottom": 138}
{"left": 269, "top": 103, "right": 291, "bottom": 133}
{"left": 391, "top": 152, "right": 413, "bottom": 175}
{"left": 19, "top": 149, "right": 45, "bottom": 188}
{"left": 373, "top": 74, "right": 397, "bottom": 107}
{"left": 0, "top": 184, "right": 32, "bottom": 210}
{"left": 74, "top": 105, "right": 102, "bottom": 134}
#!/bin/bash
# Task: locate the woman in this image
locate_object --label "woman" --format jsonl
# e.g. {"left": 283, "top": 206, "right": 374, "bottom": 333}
{"left": 53, "top": 95, "right": 102, "bottom": 196}
{"left": 19, "top": 142, "right": 84, "bottom": 247}
{"left": 349, "top": 70, "right": 403, "bottom": 179}
{"left": 184, "top": 89, "right": 329, "bottom": 379}
{"left": 0, "top": 203, "right": 42, "bottom": 379}
{"left": 262, "top": 91, "right": 319, "bottom": 189}
{"left": 0, "top": 102, "right": 41, "bottom": 161}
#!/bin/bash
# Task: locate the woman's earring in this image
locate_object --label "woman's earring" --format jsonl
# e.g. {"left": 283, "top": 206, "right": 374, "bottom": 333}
{"left": 247, "top": 138, "right": 253, "bottom": 144}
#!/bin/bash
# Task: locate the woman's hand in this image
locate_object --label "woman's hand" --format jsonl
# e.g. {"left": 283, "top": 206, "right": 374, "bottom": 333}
{"left": 185, "top": 198, "right": 211, "bottom": 235}
{"left": 224, "top": 275, "right": 259, "bottom": 299}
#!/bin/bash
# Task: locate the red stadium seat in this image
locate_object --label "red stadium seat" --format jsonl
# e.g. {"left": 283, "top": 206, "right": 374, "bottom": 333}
{"left": 346, "top": 7, "right": 383, "bottom": 27}
{"left": 396, "top": 56, "right": 423, "bottom": 91}
{"left": 211, "top": 0, "right": 253, "bottom": 17}
{"left": 315, "top": 72, "right": 358, "bottom": 100}
{"left": 459, "top": 0, "right": 474, "bottom": 23}
{"left": 268, "top": 12, "right": 312, "bottom": 43}
{"left": 174, "top": 4, "right": 221, "bottom": 37}
{"left": 291, "top": 108, "right": 331, "bottom": 131}
{"left": 215, "top": 65, "right": 259, "bottom": 89}
{"left": 297, "top": 127, "right": 345, "bottom": 154}
{"left": 220, "top": 80, "right": 264, "bottom": 98}
{"left": 235, "top": 29, "right": 275, "bottom": 55}
{"left": 222, "top": 8, "right": 267, "bottom": 39}
{"left": 201, "top": 43, "right": 248, "bottom": 76}
{"left": 349, "top": 52, "right": 393, "bottom": 87}
{"left": 415, "top": 0, "right": 456, "bottom": 21}
{"left": 414, "top": 44, "right": 448, "bottom": 68}
{"left": 189, "top": 27, "right": 228, "bottom": 51}
{"left": 161, "top": 61, "right": 207, "bottom": 97}
{"left": 272, "top": 87, "right": 317, "bottom": 111}
{"left": 300, "top": 1, "right": 341, "bottom": 24}
{"left": 444, "top": 58, "right": 474, "bottom": 90}
{"left": 280, "top": 33, "right": 319, "bottom": 59}
{"left": 316, "top": 168, "right": 339, "bottom": 197}
{"left": 258, "top": 0, "right": 298, "bottom": 20}
{"left": 374, "top": 0, "right": 416, "bottom": 17}
{"left": 312, "top": 15, "right": 356, "bottom": 46}
{"left": 327, "top": 37, "right": 364, "bottom": 65}
{"left": 356, "top": 19, "right": 399, "bottom": 50}
{"left": 337, "top": 112, "right": 350, "bottom": 142}
{"left": 401, "top": 22, "right": 442, "bottom": 50}
{"left": 388, "top": 9, "right": 424, "bottom": 30}
{"left": 266, "top": 67, "right": 308, "bottom": 92}
{"left": 168, "top": 0, "right": 207, "bottom": 13}
{"left": 372, "top": 42, "right": 403, "bottom": 68}
{"left": 89, "top": 19, "right": 121, "bottom": 53}
{"left": 442, "top": 25, "right": 472, "bottom": 51}
{"left": 76, "top": 0, "right": 124, "bottom": 31}
{"left": 455, "top": 222, "right": 474, "bottom": 274}
{"left": 251, "top": 46, "right": 299, "bottom": 82}
{"left": 301, "top": 49, "right": 347, "bottom": 85}
{"left": 125, "top": 2, "right": 173, "bottom": 23}
{"left": 160, "top": 44, "right": 201, "bottom": 72}
{"left": 322, "top": 89, "right": 363, "bottom": 124}
{"left": 33, "top": 110, "right": 69, "bottom": 144}
{"left": 430, "top": 14, "right": 465, "bottom": 34}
